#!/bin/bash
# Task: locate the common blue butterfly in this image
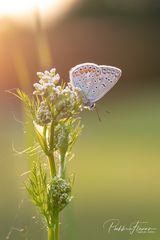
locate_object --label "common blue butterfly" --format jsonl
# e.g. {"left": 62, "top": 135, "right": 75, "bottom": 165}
{"left": 69, "top": 63, "right": 122, "bottom": 109}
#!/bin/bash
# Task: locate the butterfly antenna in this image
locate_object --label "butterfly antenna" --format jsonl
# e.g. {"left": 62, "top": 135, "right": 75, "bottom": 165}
{"left": 95, "top": 105, "right": 101, "bottom": 122}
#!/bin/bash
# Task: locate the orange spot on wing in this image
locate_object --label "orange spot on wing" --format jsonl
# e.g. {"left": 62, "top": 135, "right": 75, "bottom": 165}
{"left": 80, "top": 69, "right": 84, "bottom": 74}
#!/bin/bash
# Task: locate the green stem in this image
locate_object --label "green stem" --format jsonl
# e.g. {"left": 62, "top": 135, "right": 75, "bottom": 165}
{"left": 48, "top": 153, "right": 56, "bottom": 177}
{"left": 48, "top": 120, "right": 56, "bottom": 177}
{"left": 47, "top": 121, "right": 60, "bottom": 240}
{"left": 55, "top": 215, "right": 59, "bottom": 240}
{"left": 49, "top": 120, "right": 55, "bottom": 151}
{"left": 47, "top": 216, "right": 59, "bottom": 240}
{"left": 60, "top": 153, "right": 66, "bottom": 179}
{"left": 48, "top": 227, "right": 54, "bottom": 240}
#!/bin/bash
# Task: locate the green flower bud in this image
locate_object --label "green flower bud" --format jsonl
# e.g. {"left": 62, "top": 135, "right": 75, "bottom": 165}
{"left": 56, "top": 124, "right": 69, "bottom": 156}
{"left": 36, "top": 101, "right": 52, "bottom": 126}
{"left": 48, "top": 177, "right": 72, "bottom": 213}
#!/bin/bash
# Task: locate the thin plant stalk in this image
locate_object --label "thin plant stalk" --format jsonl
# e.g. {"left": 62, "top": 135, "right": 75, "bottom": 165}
{"left": 48, "top": 153, "right": 56, "bottom": 178}
{"left": 55, "top": 216, "right": 59, "bottom": 240}
{"left": 48, "top": 227, "right": 54, "bottom": 240}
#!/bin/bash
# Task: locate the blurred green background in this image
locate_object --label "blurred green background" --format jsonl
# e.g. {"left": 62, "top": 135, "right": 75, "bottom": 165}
{"left": 0, "top": 0, "right": 160, "bottom": 239}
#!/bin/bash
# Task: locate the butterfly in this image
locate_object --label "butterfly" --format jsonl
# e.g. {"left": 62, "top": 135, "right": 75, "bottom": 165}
{"left": 69, "top": 63, "right": 122, "bottom": 110}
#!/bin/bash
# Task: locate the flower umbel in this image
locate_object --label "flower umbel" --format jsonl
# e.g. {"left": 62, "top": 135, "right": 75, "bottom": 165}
{"left": 33, "top": 68, "right": 83, "bottom": 125}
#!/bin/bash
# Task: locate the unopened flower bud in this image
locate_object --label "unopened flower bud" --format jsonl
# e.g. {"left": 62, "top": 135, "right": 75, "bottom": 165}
{"left": 48, "top": 177, "right": 72, "bottom": 212}
{"left": 36, "top": 101, "right": 52, "bottom": 126}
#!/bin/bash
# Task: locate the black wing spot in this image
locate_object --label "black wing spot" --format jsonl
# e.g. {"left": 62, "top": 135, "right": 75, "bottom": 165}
{"left": 92, "top": 90, "right": 95, "bottom": 93}
{"left": 102, "top": 84, "right": 106, "bottom": 87}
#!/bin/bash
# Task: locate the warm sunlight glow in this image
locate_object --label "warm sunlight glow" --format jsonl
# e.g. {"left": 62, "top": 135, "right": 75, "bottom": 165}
{"left": 0, "top": 0, "right": 61, "bottom": 17}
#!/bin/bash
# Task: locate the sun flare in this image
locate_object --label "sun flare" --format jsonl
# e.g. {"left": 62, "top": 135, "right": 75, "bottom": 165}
{"left": 0, "top": 0, "right": 63, "bottom": 17}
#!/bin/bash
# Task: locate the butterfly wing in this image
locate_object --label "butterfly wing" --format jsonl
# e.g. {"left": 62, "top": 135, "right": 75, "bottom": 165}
{"left": 86, "top": 65, "right": 122, "bottom": 103}
{"left": 69, "top": 63, "right": 101, "bottom": 105}
{"left": 69, "top": 63, "right": 122, "bottom": 105}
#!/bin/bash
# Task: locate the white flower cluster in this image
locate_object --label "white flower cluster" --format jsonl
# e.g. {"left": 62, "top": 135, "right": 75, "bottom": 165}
{"left": 33, "top": 68, "right": 83, "bottom": 125}
{"left": 33, "top": 68, "right": 81, "bottom": 102}
{"left": 33, "top": 68, "right": 60, "bottom": 97}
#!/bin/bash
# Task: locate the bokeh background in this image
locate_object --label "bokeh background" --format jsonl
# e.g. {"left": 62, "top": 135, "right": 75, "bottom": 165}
{"left": 0, "top": 0, "right": 160, "bottom": 239}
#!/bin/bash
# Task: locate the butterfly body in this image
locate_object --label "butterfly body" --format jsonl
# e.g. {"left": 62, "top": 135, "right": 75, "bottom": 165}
{"left": 69, "top": 63, "right": 122, "bottom": 109}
